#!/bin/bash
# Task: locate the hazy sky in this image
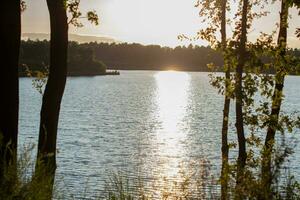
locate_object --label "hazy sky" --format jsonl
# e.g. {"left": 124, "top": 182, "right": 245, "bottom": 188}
{"left": 22, "top": 0, "right": 300, "bottom": 48}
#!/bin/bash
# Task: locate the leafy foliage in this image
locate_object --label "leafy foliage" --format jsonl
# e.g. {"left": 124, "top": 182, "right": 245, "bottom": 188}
{"left": 67, "top": 0, "right": 99, "bottom": 27}
{"left": 21, "top": 1, "right": 27, "bottom": 12}
{"left": 196, "top": 0, "right": 300, "bottom": 198}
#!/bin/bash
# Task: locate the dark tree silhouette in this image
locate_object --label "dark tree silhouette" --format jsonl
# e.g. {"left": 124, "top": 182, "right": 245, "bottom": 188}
{"left": 220, "top": 0, "right": 230, "bottom": 199}
{"left": 35, "top": 0, "right": 68, "bottom": 197}
{"left": 262, "top": 0, "right": 289, "bottom": 197}
{"left": 235, "top": 0, "right": 248, "bottom": 193}
{"left": 0, "top": 0, "right": 20, "bottom": 190}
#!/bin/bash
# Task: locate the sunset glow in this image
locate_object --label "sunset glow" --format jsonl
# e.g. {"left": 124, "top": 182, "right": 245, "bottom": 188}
{"left": 22, "top": 0, "right": 300, "bottom": 48}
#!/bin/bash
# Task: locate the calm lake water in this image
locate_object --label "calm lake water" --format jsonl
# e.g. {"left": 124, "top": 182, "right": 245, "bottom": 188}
{"left": 19, "top": 70, "right": 300, "bottom": 198}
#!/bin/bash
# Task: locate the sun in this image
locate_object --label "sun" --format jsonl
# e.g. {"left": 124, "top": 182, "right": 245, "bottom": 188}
{"left": 163, "top": 65, "right": 184, "bottom": 71}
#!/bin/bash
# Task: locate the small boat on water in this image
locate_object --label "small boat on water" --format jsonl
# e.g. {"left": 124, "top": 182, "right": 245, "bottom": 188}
{"left": 105, "top": 70, "right": 120, "bottom": 75}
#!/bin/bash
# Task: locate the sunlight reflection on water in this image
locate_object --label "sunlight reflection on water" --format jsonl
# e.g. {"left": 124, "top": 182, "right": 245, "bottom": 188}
{"left": 154, "top": 71, "right": 190, "bottom": 177}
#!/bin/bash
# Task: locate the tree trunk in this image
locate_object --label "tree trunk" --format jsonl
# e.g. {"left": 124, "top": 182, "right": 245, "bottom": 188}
{"left": 220, "top": 0, "right": 229, "bottom": 199}
{"left": 235, "top": 0, "right": 248, "bottom": 196}
{"left": 262, "top": 0, "right": 288, "bottom": 197}
{"left": 0, "top": 0, "right": 20, "bottom": 191}
{"left": 36, "top": 0, "right": 68, "bottom": 197}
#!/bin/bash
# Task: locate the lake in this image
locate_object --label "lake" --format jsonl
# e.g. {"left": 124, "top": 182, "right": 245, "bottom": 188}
{"left": 19, "top": 70, "right": 300, "bottom": 198}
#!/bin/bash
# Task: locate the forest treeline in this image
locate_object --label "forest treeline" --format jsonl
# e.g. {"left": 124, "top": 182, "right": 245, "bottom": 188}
{"left": 85, "top": 42, "right": 224, "bottom": 71}
{"left": 20, "top": 40, "right": 107, "bottom": 76}
{"left": 20, "top": 40, "right": 224, "bottom": 73}
{"left": 20, "top": 40, "right": 300, "bottom": 75}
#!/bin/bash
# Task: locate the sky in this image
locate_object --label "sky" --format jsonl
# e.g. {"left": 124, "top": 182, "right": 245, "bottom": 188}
{"left": 22, "top": 0, "right": 300, "bottom": 48}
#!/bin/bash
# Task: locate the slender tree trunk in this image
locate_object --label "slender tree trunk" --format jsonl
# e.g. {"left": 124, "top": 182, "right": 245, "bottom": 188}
{"left": 0, "top": 0, "right": 20, "bottom": 191}
{"left": 220, "top": 0, "right": 229, "bottom": 199}
{"left": 235, "top": 0, "right": 248, "bottom": 196}
{"left": 35, "top": 0, "right": 68, "bottom": 197}
{"left": 262, "top": 0, "right": 288, "bottom": 198}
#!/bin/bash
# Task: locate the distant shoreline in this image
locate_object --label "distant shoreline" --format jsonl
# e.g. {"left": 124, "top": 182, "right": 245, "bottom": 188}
{"left": 19, "top": 70, "right": 120, "bottom": 77}
{"left": 68, "top": 70, "right": 120, "bottom": 76}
